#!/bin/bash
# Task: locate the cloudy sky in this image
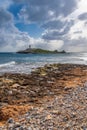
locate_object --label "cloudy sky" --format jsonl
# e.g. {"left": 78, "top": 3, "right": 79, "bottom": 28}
{"left": 0, "top": 0, "right": 87, "bottom": 52}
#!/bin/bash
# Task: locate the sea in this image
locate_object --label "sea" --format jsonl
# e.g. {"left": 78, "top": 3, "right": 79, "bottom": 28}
{"left": 0, "top": 52, "right": 87, "bottom": 75}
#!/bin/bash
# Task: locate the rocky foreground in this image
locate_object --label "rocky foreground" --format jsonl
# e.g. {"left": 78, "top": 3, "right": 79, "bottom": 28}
{"left": 0, "top": 64, "right": 87, "bottom": 129}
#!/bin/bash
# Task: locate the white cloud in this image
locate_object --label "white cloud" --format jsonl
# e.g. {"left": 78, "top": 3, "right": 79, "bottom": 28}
{"left": 31, "top": 39, "right": 64, "bottom": 51}
{"left": 0, "top": 0, "right": 87, "bottom": 52}
{"left": 18, "top": 0, "right": 77, "bottom": 23}
{"left": 63, "top": 38, "right": 87, "bottom": 52}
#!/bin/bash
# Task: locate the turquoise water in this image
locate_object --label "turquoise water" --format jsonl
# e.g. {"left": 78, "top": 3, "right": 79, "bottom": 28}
{"left": 0, "top": 52, "right": 87, "bottom": 74}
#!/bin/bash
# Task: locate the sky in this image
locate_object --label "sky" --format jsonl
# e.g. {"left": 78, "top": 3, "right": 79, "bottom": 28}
{"left": 0, "top": 0, "right": 87, "bottom": 52}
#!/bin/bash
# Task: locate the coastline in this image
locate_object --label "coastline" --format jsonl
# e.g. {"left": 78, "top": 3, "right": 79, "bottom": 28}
{"left": 0, "top": 63, "right": 87, "bottom": 129}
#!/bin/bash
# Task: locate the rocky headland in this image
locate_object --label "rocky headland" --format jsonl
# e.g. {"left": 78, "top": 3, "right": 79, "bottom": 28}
{"left": 0, "top": 63, "right": 87, "bottom": 129}
{"left": 17, "top": 47, "right": 66, "bottom": 54}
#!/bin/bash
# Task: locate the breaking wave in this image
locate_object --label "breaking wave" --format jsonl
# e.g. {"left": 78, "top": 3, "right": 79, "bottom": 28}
{"left": 0, "top": 61, "right": 16, "bottom": 68}
{"left": 80, "top": 57, "right": 87, "bottom": 61}
{"left": 79, "top": 53, "right": 87, "bottom": 62}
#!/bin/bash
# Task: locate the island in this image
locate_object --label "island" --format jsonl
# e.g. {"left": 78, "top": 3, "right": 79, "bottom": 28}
{"left": 17, "top": 45, "right": 66, "bottom": 54}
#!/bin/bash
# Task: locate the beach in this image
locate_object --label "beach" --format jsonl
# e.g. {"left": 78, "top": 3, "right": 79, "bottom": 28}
{"left": 0, "top": 63, "right": 87, "bottom": 129}
{"left": 1, "top": 0, "right": 87, "bottom": 129}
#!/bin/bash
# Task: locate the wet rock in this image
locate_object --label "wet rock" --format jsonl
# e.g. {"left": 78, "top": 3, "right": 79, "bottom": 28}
{"left": 81, "top": 126, "right": 87, "bottom": 130}
{"left": 0, "top": 64, "right": 87, "bottom": 129}
{"left": 7, "top": 118, "right": 14, "bottom": 123}
{"left": 13, "top": 122, "right": 21, "bottom": 129}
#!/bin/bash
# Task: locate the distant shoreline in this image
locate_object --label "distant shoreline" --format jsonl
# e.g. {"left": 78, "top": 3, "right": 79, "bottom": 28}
{"left": 17, "top": 48, "right": 66, "bottom": 54}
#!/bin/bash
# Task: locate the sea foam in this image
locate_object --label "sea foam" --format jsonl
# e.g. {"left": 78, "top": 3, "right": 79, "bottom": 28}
{"left": 0, "top": 61, "right": 16, "bottom": 68}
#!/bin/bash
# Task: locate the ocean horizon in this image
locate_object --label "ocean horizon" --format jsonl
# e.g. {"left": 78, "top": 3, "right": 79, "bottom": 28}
{"left": 0, "top": 52, "right": 87, "bottom": 74}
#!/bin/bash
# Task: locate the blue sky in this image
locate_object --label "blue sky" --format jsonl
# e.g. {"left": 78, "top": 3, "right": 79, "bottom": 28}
{"left": 8, "top": 2, "right": 44, "bottom": 38}
{"left": 15, "top": 23, "right": 44, "bottom": 38}
{"left": 0, "top": 0, "right": 87, "bottom": 52}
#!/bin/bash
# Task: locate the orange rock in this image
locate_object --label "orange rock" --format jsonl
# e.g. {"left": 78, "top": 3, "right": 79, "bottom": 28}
{"left": 0, "top": 105, "right": 32, "bottom": 122}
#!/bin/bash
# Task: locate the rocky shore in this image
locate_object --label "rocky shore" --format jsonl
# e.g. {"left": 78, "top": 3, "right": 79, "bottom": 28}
{"left": 0, "top": 63, "right": 87, "bottom": 129}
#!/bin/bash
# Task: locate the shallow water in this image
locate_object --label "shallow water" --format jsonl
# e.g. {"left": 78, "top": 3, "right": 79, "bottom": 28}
{"left": 0, "top": 52, "right": 87, "bottom": 74}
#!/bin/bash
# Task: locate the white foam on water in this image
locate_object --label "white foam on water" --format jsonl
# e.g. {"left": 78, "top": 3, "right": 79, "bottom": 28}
{"left": 78, "top": 53, "right": 87, "bottom": 62}
{"left": 0, "top": 61, "right": 16, "bottom": 68}
{"left": 0, "top": 52, "right": 87, "bottom": 74}
{"left": 80, "top": 57, "right": 87, "bottom": 61}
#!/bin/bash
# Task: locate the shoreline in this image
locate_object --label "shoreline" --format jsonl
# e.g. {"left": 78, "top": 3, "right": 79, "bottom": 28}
{"left": 0, "top": 63, "right": 87, "bottom": 129}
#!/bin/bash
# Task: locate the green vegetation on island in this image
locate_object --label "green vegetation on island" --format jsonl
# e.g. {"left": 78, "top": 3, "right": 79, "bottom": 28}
{"left": 17, "top": 45, "right": 66, "bottom": 54}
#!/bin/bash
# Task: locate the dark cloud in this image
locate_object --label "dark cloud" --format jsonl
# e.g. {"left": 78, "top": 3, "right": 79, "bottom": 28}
{"left": 60, "top": 0, "right": 77, "bottom": 16}
{"left": 13, "top": 0, "right": 24, "bottom": 3}
{"left": 0, "top": 7, "right": 31, "bottom": 51}
{"left": 78, "top": 12, "right": 87, "bottom": 20}
{"left": 42, "top": 20, "right": 65, "bottom": 30}
{"left": 42, "top": 29, "right": 67, "bottom": 40}
{"left": 17, "top": 0, "right": 77, "bottom": 23}
{"left": 1, "top": 0, "right": 84, "bottom": 52}
{"left": 0, "top": 0, "right": 12, "bottom": 9}
{"left": 42, "top": 30, "right": 66, "bottom": 40}
{"left": 16, "top": 0, "right": 77, "bottom": 41}
{"left": 0, "top": 8, "right": 13, "bottom": 27}
{"left": 42, "top": 20, "right": 74, "bottom": 40}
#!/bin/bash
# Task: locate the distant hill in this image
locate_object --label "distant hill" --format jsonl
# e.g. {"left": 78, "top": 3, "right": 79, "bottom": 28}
{"left": 17, "top": 48, "right": 66, "bottom": 54}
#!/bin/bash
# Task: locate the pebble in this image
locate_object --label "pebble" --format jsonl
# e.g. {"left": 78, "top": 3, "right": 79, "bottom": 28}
{"left": 0, "top": 64, "right": 87, "bottom": 129}
{"left": 7, "top": 118, "right": 14, "bottom": 123}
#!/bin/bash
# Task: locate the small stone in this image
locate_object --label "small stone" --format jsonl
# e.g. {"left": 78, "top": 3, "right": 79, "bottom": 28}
{"left": 8, "top": 90, "right": 12, "bottom": 95}
{"left": 81, "top": 126, "right": 87, "bottom": 130}
{"left": 13, "top": 123, "right": 21, "bottom": 129}
{"left": 27, "top": 127, "right": 33, "bottom": 130}
{"left": 63, "top": 117, "right": 69, "bottom": 122}
{"left": 7, "top": 118, "right": 14, "bottom": 123}
{"left": 12, "top": 83, "right": 20, "bottom": 88}
{"left": 19, "top": 126, "right": 24, "bottom": 130}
